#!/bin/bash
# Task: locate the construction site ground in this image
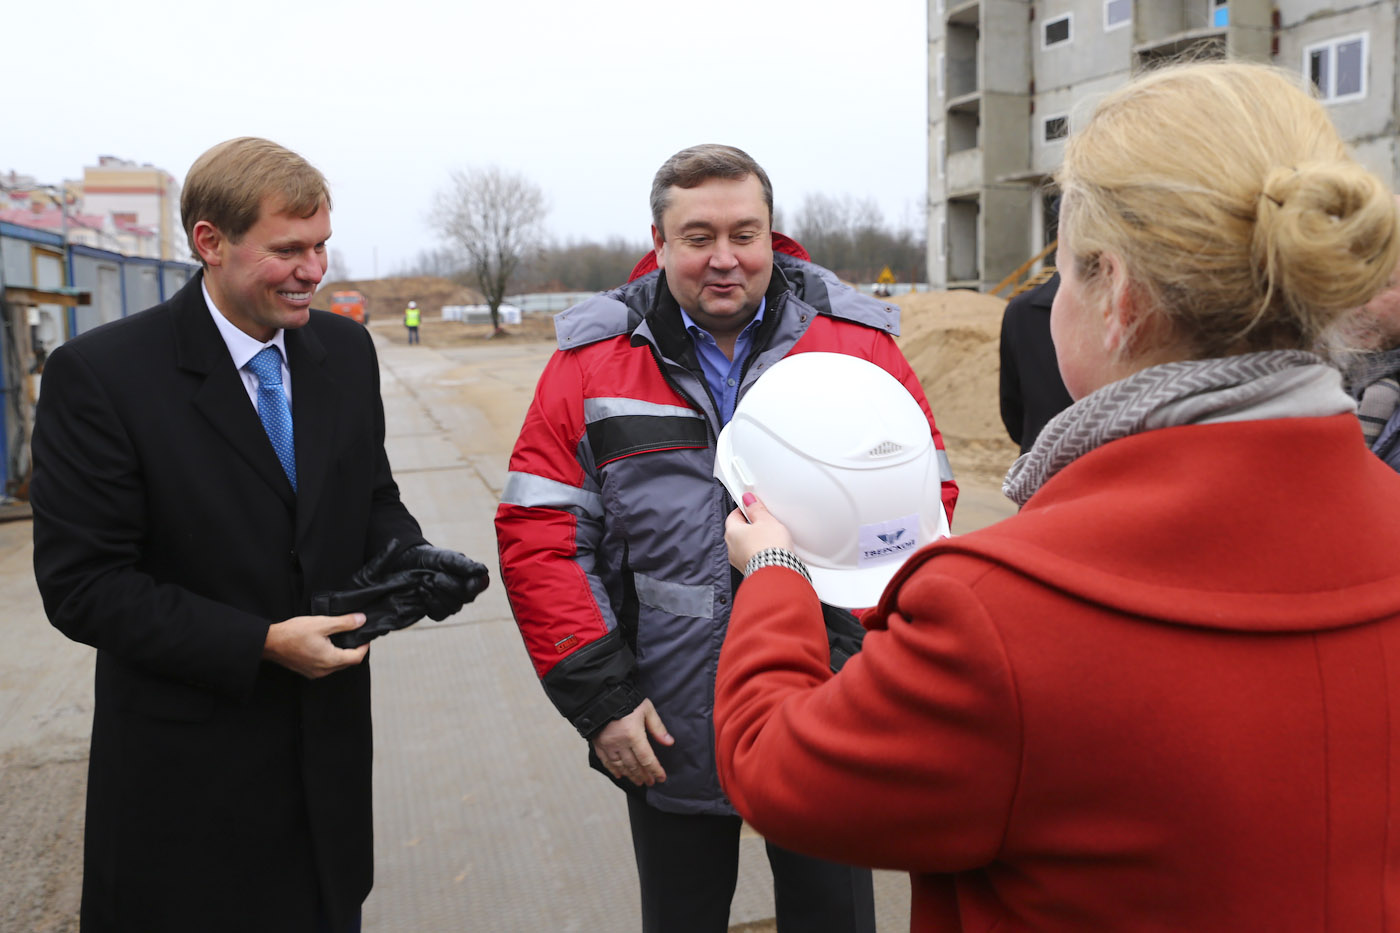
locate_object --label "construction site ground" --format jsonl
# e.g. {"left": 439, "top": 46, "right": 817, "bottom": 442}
{"left": 1, "top": 288, "right": 1018, "bottom": 932}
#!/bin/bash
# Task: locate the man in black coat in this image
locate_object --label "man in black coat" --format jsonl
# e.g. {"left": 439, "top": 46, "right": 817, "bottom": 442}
{"left": 999, "top": 271, "right": 1075, "bottom": 455}
{"left": 30, "top": 137, "right": 484, "bottom": 932}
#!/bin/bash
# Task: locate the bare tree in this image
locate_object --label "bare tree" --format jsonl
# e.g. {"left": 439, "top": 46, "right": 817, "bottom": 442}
{"left": 430, "top": 166, "right": 548, "bottom": 333}
{"left": 791, "top": 192, "right": 925, "bottom": 284}
{"left": 518, "top": 235, "right": 650, "bottom": 292}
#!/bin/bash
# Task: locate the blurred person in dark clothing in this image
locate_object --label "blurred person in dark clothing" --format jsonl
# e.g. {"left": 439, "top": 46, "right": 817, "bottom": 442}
{"left": 999, "top": 271, "right": 1074, "bottom": 454}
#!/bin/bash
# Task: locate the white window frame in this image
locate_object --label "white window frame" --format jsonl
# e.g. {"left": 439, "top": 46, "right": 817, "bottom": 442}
{"left": 937, "top": 52, "right": 945, "bottom": 100}
{"left": 1104, "top": 0, "right": 1131, "bottom": 32}
{"left": 1304, "top": 33, "right": 1369, "bottom": 104}
{"left": 936, "top": 133, "right": 946, "bottom": 178}
{"left": 1042, "top": 13, "right": 1073, "bottom": 49}
{"left": 1042, "top": 113, "right": 1070, "bottom": 144}
{"left": 1210, "top": 0, "right": 1229, "bottom": 29}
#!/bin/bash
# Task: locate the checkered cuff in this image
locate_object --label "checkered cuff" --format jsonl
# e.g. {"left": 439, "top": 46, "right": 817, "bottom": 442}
{"left": 743, "top": 547, "right": 812, "bottom": 583}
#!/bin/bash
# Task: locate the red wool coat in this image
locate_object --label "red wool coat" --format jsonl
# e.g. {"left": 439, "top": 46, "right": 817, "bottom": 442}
{"left": 715, "top": 414, "right": 1400, "bottom": 932}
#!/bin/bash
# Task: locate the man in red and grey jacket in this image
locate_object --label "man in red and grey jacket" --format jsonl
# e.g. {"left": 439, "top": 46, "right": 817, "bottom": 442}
{"left": 496, "top": 144, "right": 957, "bottom": 933}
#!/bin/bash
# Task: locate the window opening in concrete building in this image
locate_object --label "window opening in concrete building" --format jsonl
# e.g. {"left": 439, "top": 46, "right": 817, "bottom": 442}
{"left": 936, "top": 134, "right": 946, "bottom": 177}
{"left": 1306, "top": 34, "right": 1368, "bottom": 103}
{"left": 1211, "top": 0, "right": 1228, "bottom": 28}
{"left": 937, "top": 53, "right": 945, "bottom": 99}
{"left": 1043, "top": 115, "right": 1069, "bottom": 142}
{"left": 947, "top": 23, "right": 978, "bottom": 98}
{"left": 948, "top": 109, "right": 979, "bottom": 154}
{"left": 1104, "top": 0, "right": 1131, "bottom": 30}
{"left": 1043, "top": 14, "right": 1072, "bottom": 48}
{"left": 948, "top": 197, "right": 979, "bottom": 283}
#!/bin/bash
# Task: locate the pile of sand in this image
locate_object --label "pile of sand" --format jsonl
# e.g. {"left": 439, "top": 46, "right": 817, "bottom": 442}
{"left": 892, "top": 289, "right": 1020, "bottom": 486}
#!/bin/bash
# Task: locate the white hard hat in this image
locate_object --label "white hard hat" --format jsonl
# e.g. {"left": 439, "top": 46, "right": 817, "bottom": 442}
{"left": 714, "top": 352, "right": 950, "bottom": 608}
{"left": 408, "top": 301, "right": 417, "bottom": 308}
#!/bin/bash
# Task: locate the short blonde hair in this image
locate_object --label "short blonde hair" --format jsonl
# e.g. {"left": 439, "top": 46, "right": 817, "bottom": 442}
{"left": 1057, "top": 61, "right": 1399, "bottom": 359}
{"left": 181, "top": 137, "right": 331, "bottom": 264}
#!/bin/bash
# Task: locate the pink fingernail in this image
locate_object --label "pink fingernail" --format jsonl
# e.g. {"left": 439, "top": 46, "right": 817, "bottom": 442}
{"left": 742, "top": 493, "right": 756, "bottom": 506}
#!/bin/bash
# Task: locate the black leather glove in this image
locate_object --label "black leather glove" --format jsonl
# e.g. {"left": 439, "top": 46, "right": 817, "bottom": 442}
{"left": 315, "top": 568, "right": 438, "bottom": 649}
{"left": 359, "top": 539, "right": 491, "bottom": 621}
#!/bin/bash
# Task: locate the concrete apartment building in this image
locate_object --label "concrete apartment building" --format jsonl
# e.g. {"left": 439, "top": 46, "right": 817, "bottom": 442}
{"left": 80, "top": 155, "right": 186, "bottom": 261}
{"left": 928, "top": 0, "right": 1400, "bottom": 291}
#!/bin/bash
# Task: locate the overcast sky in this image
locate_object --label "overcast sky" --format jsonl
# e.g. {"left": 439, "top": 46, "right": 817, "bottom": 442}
{"left": 5, "top": 0, "right": 929, "bottom": 279}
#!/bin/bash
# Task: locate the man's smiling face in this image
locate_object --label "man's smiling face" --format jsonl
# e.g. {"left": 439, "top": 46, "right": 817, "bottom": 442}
{"left": 652, "top": 174, "right": 773, "bottom": 341}
{"left": 198, "top": 194, "right": 330, "bottom": 341}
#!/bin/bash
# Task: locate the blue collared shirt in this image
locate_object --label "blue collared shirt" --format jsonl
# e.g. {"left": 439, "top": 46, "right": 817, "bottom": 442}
{"left": 679, "top": 298, "right": 766, "bottom": 425}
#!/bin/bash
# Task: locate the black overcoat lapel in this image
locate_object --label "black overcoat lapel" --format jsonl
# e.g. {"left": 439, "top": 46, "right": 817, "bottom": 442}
{"left": 172, "top": 276, "right": 297, "bottom": 510}
{"left": 285, "top": 323, "right": 337, "bottom": 545}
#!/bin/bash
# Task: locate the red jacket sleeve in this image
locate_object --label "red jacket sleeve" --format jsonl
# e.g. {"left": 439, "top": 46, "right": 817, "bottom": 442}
{"left": 713, "top": 564, "right": 1020, "bottom": 872}
{"left": 495, "top": 349, "right": 643, "bottom": 736}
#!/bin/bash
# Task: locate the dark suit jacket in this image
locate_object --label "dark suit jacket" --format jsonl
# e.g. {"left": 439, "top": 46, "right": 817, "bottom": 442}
{"left": 31, "top": 274, "right": 424, "bottom": 933}
{"left": 998, "top": 272, "right": 1074, "bottom": 455}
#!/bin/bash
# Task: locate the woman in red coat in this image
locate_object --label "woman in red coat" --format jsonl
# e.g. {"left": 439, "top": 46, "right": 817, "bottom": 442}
{"left": 714, "top": 61, "right": 1400, "bottom": 932}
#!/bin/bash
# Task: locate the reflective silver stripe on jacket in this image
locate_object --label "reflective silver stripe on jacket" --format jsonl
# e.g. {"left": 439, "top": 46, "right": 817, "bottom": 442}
{"left": 584, "top": 397, "right": 705, "bottom": 423}
{"left": 632, "top": 571, "right": 714, "bottom": 620}
{"left": 502, "top": 471, "right": 603, "bottom": 518}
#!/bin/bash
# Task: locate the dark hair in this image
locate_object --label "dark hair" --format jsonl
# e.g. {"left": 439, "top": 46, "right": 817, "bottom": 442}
{"left": 650, "top": 144, "right": 773, "bottom": 235}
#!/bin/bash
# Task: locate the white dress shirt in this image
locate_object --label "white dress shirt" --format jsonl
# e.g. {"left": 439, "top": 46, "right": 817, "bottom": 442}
{"left": 202, "top": 280, "right": 292, "bottom": 410}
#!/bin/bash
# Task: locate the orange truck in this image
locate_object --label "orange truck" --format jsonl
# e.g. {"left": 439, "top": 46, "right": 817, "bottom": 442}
{"left": 329, "top": 290, "right": 369, "bottom": 324}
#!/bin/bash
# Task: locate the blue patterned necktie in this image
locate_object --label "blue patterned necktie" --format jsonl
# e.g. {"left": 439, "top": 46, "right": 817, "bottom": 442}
{"left": 245, "top": 347, "right": 297, "bottom": 491}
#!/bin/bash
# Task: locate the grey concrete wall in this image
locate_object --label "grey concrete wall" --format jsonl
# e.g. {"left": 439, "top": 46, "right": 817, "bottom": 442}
{"left": 1277, "top": 4, "right": 1396, "bottom": 145}
{"left": 1, "top": 236, "right": 34, "bottom": 288}
{"left": 983, "top": 0, "right": 1031, "bottom": 94}
{"left": 1134, "top": 0, "right": 1185, "bottom": 41}
{"left": 69, "top": 255, "right": 123, "bottom": 334}
{"left": 948, "top": 145, "right": 984, "bottom": 193}
{"left": 1034, "top": 0, "right": 1133, "bottom": 92}
{"left": 984, "top": 93, "right": 1032, "bottom": 180}
{"left": 928, "top": 201, "right": 948, "bottom": 288}
{"left": 122, "top": 263, "right": 160, "bottom": 314}
{"left": 982, "top": 185, "right": 1035, "bottom": 289}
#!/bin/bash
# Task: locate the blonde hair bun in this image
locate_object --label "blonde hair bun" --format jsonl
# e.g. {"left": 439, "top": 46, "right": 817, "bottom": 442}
{"left": 1254, "top": 161, "right": 1397, "bottom": 320}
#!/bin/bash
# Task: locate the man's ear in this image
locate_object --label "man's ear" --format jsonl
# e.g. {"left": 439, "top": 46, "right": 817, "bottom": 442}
{"left": 192, "top": 220, "right": 225, "bottom": 268}
{"left": 651, "top": 224, "right": 665, "bottom": 270}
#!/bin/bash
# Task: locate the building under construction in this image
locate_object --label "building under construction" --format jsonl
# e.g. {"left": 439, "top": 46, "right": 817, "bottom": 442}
{"left": 928, "top": 0, "right": 1398, "bottom": 291}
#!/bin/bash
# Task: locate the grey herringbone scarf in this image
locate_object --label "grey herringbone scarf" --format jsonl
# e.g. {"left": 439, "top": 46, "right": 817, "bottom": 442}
{"left": 1003, "top": 351, "right": 1354, "bottom": 507}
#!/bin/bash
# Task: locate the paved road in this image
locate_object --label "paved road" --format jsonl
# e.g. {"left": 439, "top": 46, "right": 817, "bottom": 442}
{"left": 0, "top": 333, "right": 1018, "bottom": 932}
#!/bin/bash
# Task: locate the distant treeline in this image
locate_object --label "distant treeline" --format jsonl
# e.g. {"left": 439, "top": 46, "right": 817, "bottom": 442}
{"left": 395, "top": 193, "right": 926, "bottom": 292}
{"left": 394, "top": 237, "right": 646, "bottom": 292}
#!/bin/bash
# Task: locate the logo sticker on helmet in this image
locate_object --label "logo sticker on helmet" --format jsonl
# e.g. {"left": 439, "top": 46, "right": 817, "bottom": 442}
{"left": 858, "top": 513, "right": 920, "bottom": 566}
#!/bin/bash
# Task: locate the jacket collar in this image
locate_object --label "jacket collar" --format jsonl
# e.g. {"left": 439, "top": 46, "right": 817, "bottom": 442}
{"left": 631, "top": 263, "right": 791, "bottom": 365}
{"left": 894, "top": 415, "right": 1400, "bottom": 634}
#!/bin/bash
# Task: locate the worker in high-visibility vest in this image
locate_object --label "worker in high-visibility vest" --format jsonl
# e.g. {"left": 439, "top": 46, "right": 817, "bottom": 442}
{"left": 404, "top": 301, "right": 421, "bottom": 345}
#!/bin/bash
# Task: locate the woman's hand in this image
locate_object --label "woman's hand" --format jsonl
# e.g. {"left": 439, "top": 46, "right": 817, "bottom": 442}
{"left": 725, "top": 493, "right": 796, "bottom": 571}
